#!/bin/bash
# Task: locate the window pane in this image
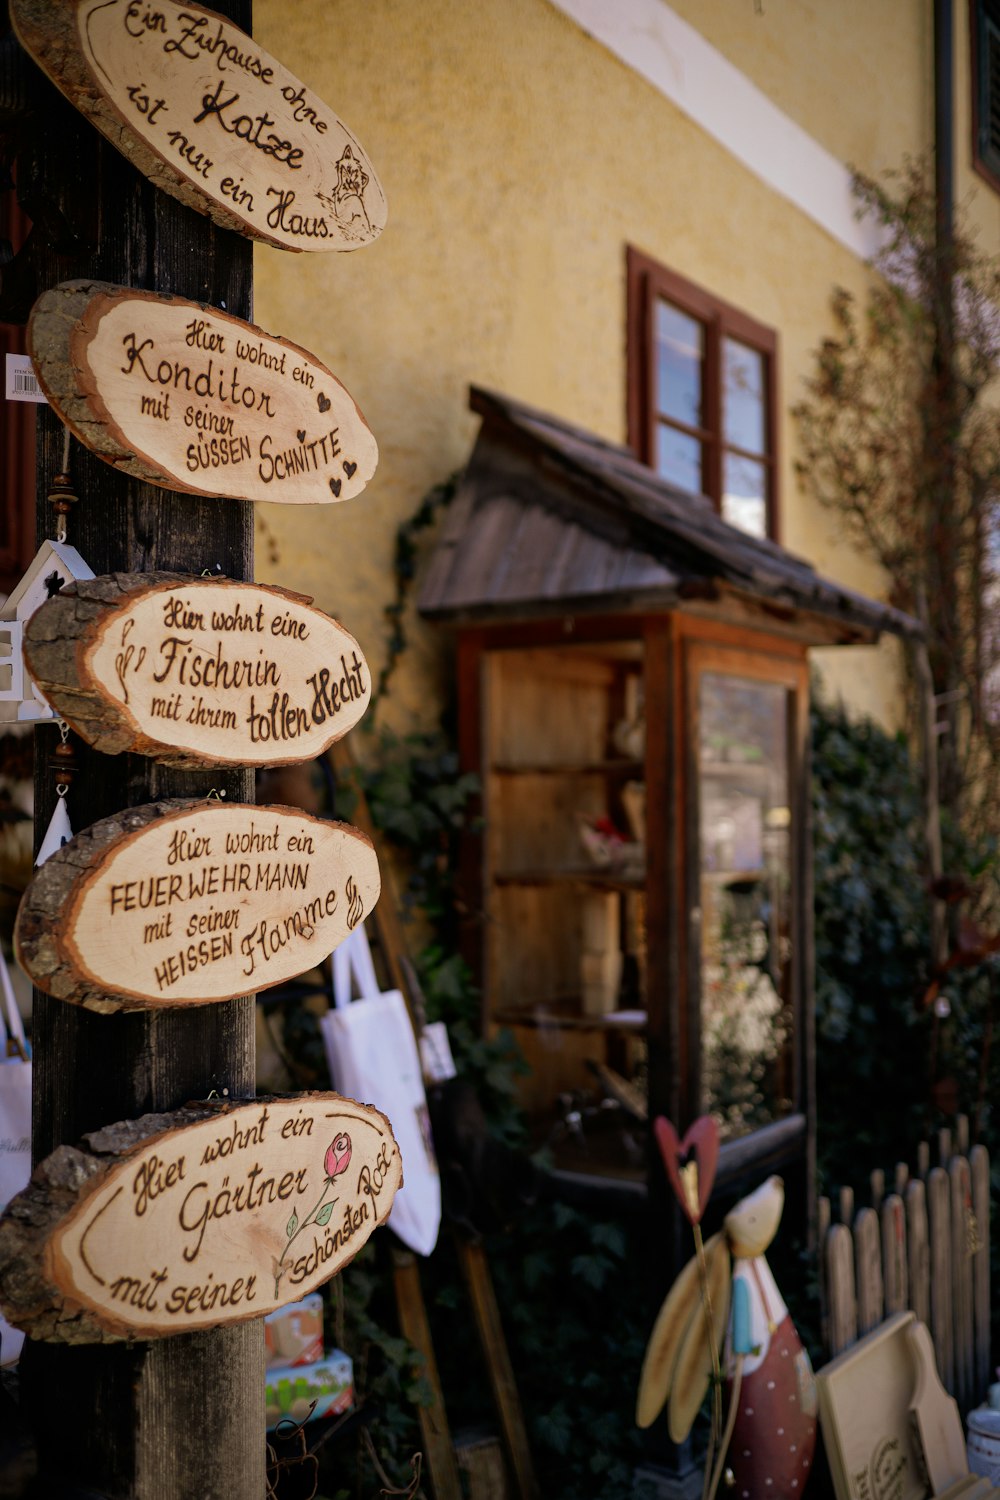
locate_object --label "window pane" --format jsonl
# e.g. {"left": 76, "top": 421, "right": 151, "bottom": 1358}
{"left": 698, "top": 673, "right": 793, "bottom": 1141}
{"left": 989, "top": 24, "right": 1000, "bottom": 162}
{"left": 656, "top": 422, "right": 702, "bottom": 494}
{"left": 723, "top": 337, "right": 765, "bottom": 455}
{"left": 722, "top": 452, "right": 767, "bottom": 537}
{"left": 655, "top": 301, "right": 703, "bottom": 429}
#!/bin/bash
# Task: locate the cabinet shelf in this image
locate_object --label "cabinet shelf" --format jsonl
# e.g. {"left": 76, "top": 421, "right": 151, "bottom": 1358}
{"left": 494, "top": 1006, "right": 646, "bottom": 1033}
{"left": 490, "top": 759, "right": 644, "bottom": 777}
{"left": 493, "top": 866, "right": 645, "bottom": 893}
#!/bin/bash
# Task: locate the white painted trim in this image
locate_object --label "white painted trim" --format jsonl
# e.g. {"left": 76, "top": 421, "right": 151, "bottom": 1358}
{"left": 546, "top": 0, "right": 882, "bottom": 261}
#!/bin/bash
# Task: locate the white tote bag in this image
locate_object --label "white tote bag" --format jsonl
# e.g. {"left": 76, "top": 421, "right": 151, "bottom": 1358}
{"left": 321, "top": 928, "right": 441, "bottom": 1257}
{"left": 0, "top": 946, "right": 31, "bottom": 1365}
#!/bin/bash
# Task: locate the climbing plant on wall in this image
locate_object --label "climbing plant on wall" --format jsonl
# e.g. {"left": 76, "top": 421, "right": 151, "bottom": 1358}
{"left": 795, "top": 161, "right": 1000, "bottom": 965}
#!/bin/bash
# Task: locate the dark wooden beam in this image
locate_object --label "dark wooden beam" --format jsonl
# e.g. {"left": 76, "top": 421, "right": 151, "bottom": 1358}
{"left": 16, "top": 5, "right": 261, "bottom": 1495}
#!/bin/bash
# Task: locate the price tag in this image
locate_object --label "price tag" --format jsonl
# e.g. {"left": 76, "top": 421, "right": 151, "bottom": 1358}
{"left": 5, "top": 354, "right": 47, "bottom": 404}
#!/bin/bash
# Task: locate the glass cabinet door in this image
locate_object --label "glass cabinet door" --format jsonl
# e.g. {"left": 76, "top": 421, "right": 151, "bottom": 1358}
{"left": 692, "top": 660, "right": 799, "bottom": 1140}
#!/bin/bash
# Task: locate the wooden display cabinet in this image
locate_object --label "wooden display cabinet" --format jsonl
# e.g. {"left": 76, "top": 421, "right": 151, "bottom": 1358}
{"left": 457, "top": 613, "right": 812, "bottom": 1192}
{"left": 422, "top": 384, "right": 916, "bottom": 1205}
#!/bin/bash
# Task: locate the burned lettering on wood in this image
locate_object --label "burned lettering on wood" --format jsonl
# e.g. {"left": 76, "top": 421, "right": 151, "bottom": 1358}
{"left": 0, "top": 1096, "right": 402, "bottom": 1342}
{"left": 29, "top": 283, "right": 377, "bottom": 504}
{"left": 10, "top": 0, "right": 386, "bottom": 251}
{"left": 23, "top": 574, "right": 372, "bottom": 768}
{"left": 15, "top": 800, "right": 380, "bottom": 1011}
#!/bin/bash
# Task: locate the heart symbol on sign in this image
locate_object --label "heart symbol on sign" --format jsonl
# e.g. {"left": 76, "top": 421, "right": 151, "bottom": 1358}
{"left": 653, "top": 1115, "right": 719, "bottom": 1225}
{"left": 317, "top": 392, "right": 331, "bottom": 413}
{"left": 343, "top": 460, "right": 357, "bottom": 480}
{"left": 329, "top": 477, "right": 342, "bottom": 498}
{"left": 297, "top": 430, "right": 306, "bottom": 443}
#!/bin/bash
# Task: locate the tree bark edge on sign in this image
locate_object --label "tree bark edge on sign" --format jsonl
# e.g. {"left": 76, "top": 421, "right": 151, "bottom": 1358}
{"left": 0, "top": 1094, "right": 402, "bottom": 1343}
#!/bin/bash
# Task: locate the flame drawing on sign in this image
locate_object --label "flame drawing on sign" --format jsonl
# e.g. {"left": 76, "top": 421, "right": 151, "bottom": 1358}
{"left": 346, "top": 874, "right": 364, "bottom": 930}
{"left": 114, "top": 619, "right": 146, "bottom": 705}
{"left": 272, "top": 1132, "right": 352, "bottom": 1298}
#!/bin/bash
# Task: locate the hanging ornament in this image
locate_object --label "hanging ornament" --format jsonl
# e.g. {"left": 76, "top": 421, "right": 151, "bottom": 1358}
{"left": 0, "top": 438, "right": 94, "bottom": 723}
{"left": 35, "top": 719, "right": 76, "bottom": 867}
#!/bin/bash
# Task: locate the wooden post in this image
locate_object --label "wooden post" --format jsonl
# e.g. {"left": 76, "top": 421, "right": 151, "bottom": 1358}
{"left": 457, "top": 1239, "right": 540, "bottom": 1500}
{"left": 391, "top": 1249, "right": 463, "bottom": 1500}
{"left": 853, "top": 1207, "right": 883, "bottom": 1338}
{"left": 15, "top": 4, "right": 261, "bottom": 1493}
{"left": 825, "top": 1223, "right": 857, "bottom": 1357}
{"left": 881, "top": 1195, "right": 908, "bottom": 1319}
{"left": 927, "top": 1166, "right": 954, "bottom": 1394}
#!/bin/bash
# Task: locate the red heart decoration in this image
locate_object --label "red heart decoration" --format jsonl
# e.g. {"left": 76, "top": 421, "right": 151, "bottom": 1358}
{"left": 654, "top": 1115, "right": 719, "bottom": 1225}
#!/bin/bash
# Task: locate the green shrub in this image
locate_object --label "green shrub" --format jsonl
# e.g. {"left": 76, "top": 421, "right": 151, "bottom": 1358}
{"left": 812, "top": 691, "right": 934, "bottom": 1184}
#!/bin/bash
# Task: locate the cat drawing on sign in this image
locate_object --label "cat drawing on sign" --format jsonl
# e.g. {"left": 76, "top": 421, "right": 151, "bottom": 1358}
{"left": 318, "top": 146, "right": 372, "bottom": 242}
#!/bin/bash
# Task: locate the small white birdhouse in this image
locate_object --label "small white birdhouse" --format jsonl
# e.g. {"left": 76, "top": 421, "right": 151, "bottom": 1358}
{"left": 0, "top": 539, "right": 95, "bottom": 722}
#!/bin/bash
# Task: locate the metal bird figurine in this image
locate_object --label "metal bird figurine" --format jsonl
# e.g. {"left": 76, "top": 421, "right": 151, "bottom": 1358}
{"left": 638, "top": 1126, "right": 817, "bottom": 1500}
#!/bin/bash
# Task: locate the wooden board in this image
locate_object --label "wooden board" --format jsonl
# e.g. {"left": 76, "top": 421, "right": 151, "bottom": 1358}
{"left": 458, "top": 1239, "right": 541, "bottom": 1500}
{"left": 15, "top": 799, "right": 380, "bottom": 1011}
{"left": 907, "top": 1177, "right": 931, "bottom": 1329}
{"left": 391, "top": 1249, "right": 463, "bottom": 1500}
{"left": 825, "top": 1221, "right": 857, "bottom": 1357}
{"left": 928, "top": 1166, "right": 954, "bottom": 1394}
{"left": 854, "top": 1206, "right": 883, "bottom": 1338}
{"left": 29, "top": 282, "right": 378, "bottom": 503}
{"left": 951, "top": 1156, "right": 975, "bottom": 1409}
{"left": 9, "top": 0, "right": 386, "bottom": 252}
{"left": 908, "top": 1319, "right": 969, "bottom": 1494}
{"left": 0, "top": 1094, "right": 401, "bottom": 1342}
{"left": 971, "top": 1144, "right": 991, "bottom": 1395}
{"left": 882, "top": 1193, "right": 909, "bottom": 1318}
{"left": 23, "top": 573, "right": 371, "bottom": 768}
{"left": 816, "top": 1310, "right": 966, "bottom": 1500}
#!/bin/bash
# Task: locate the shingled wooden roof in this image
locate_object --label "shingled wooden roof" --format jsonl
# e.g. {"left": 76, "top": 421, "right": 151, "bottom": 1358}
{"left": 417, "top": 387, "right": 920, "bottom": 646}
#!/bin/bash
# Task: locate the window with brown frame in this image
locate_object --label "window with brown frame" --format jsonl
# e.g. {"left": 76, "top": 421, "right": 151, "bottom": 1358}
{"left": 627, "top": 247, "right": 778, "bottom": 541}
{"left": 972, "top": 0, "right": 1000, "bottom": 192}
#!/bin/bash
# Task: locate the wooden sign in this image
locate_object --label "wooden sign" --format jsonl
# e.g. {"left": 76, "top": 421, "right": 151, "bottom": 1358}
{"left": 816, "top": 1311, "right": 968, "bottom": 1500}
{"left": 15, "top": 799, "right": 380, "bottom": 1012}
{"left": 29, "top": 281, "right": 377, "bottom": 504}
{"left": 23, "top": 572, "right": 371, "bottom": 768}
{"left": 9, "top": 0, "right": 386, "bottom": 253}
{"left": 0, "top": 1095, "right": 402, "bottom": 1342}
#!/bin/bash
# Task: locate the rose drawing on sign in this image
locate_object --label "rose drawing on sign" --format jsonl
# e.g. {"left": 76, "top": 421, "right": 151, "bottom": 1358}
{"left": 273, "top": 1133, "right": 352, "bottom": 1297}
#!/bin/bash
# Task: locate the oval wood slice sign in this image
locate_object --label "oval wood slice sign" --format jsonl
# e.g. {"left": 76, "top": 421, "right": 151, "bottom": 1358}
{"left": 24, "top": 573, "right": 371, "bottom": 768}
{"left": 0, "top": 1095, "right": 402, "bottom": 1342}
{"left": 10, "top": 0, "right": 386, "bottom": 252}
{"left": 30, "top": 281, "right": 377, "bottom": 504}
{"left": 15, "top": 799, "right": 380, "bottom": 1012}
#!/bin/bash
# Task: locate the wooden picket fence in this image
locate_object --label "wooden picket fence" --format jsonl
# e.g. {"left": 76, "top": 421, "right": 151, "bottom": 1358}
{"left": 818, "top": 1117, "right": 992, "bottom": 1410}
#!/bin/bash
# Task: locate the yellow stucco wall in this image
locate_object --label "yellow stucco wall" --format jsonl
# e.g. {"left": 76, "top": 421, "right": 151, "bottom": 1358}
{"left": 251, "top": 0, "right": 986, "bottom": 738}
{"left": 667, "top": 0, "right": 933, "bottom": 176}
